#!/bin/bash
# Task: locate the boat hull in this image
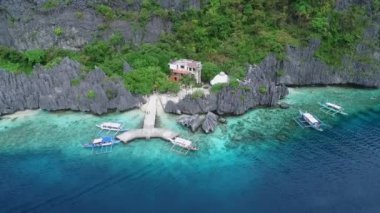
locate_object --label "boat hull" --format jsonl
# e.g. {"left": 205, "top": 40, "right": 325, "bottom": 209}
{"left": 299, "top": 110, "right": 323, "bottom": 131}
{"left": 82, "top": 140, "right": 121, "bottom": 148}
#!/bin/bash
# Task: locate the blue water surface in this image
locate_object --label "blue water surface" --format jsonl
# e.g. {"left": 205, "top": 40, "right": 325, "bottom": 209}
{"left": 0, "top": 87, "right": 380, "bottom": 213}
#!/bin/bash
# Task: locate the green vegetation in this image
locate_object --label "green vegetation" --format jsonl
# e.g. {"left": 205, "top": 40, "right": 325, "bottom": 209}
{"left": 276, "top": 69, "right": 285, "bottom": 77}
{"left": 124, "top": 66, "right": 179, "bottom": 95}
{"left": 87, "top": 90, "right": 96, "bottom": 99}
{"left": 180, "top": 75, "right": 197, "bottom": 86}
{"left": 191, "top": 89, "right": 205, "bottom": 99}
{"left": 202, "top": 62, "right": 220, "bottom": 82}
{"left": 162, "top": 0, "right": 368, "bottom": 68}
{"left": 0, "top": 47, "right": 47, "bottom": 73}
{"left": 313, "top": 5, "right": 367, "bottom": 65}
{"left": 70, "top": 78, "right": 80, "bottom": 86}
{"left": 258, "top": 85, "right": 268, "bottom": 95}
{"left": 0, "top": 0, "right": 373, "bottom": 94}
{"left": 42, "top": 0, "right": 59, "bottom": 10}
{"left": 24, "top": 49, "right": 46, "bottom": 66}
{"left": 210, "top": 83, "right": 228, "bottom": 93}
{"left": 95, "top": 5, "right": 116, "bottom": 20}
{"left": 54, "top": 27, "right": 63, "bottom": 37}
{"left": 76, "top": 11, "right": 84, "bottom": 19}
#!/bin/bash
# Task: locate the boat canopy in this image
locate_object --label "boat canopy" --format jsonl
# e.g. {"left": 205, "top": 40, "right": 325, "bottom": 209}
{"left": 102, "top": 122, "right": 122, "bottom": 128}
{"left": 93, "top": 138, "right": 103, "bottom": 144}
{"left": 102, "top": 136, "right": 113, "bottom": 142}
{"left": 326, "top": 102, "right": 342, "bottom": 110}
{"left": 303, "top": 113, "right": 318, "bottom": 124}
{"left": 173, "top": 137, "right": 192, "bottom": 148}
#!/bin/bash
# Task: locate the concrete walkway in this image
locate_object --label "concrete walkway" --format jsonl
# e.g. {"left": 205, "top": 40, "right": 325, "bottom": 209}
{"left": 116, "top": 128, "right": 179, "bottom": 143}
{"left": 143, "top": 94, "right": 157, "bottom": 129}
{"left": 117, "top": 95, "right": 180, "bottom": 143}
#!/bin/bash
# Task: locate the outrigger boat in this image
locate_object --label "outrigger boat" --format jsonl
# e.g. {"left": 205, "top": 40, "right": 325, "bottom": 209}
{"left": 96, "top": 122, "right": 127, "bottom": 138}
{"left": 319, "top": 102, "right": 348, "bottom": 116}
{"left": 169, "top": 137, "right": 199, "bottom": 154}
{"left": 83, "top": 136, "right": 121, "bottom": 154}
{"left": 96, "top": 122, "right": 126, "bottom": 131}
{"left": 294, "top": 110, "right": 324, "bottom": 131}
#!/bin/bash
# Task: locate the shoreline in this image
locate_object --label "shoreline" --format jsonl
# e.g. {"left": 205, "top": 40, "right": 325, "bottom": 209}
{"left": 1, "top": 86, "right": 379, "bottom": 119}
{"left": 1, "top": 109, "right": 41, "bottom": 119}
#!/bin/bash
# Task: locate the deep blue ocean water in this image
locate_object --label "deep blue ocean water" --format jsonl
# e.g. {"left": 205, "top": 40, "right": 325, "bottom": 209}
{"left": 0, "top": 87, "right": 380, "bottom": 213}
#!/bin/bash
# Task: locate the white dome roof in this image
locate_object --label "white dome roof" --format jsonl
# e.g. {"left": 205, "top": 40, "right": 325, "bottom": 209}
{"left": 210, "top": 72, "right": 229, "bottom": 85}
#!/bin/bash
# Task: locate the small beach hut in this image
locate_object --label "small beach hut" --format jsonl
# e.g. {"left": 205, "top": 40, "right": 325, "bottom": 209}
{"left": 210, "top": 72, "right": 229, "bottom": 86}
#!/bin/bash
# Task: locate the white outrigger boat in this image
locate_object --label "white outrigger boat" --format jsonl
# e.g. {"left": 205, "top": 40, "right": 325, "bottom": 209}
{"left": 319, "top": 102, "right": 348, "bottom": 116}
{"left": 96, "top": 122, "right": 124, "bottom": 131}
{"left": 169, "top": 137, "right": 199, "bottom": 154}
{"left": 96, "top": 122, "right": 127, "bottom": 138}
{"left": 83, "top": 136, "right": 121, "bottom": 154}
{"left": 294, "top": 110, "right": 324, "bottom": 131}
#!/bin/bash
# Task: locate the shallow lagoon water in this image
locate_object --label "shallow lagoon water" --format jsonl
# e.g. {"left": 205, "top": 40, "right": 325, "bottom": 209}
{"left": 1, "top": 87, "right": 380, "bottom": 213}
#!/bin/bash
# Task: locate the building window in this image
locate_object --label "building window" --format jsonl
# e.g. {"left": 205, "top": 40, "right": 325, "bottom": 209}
{"left": 180, "top": 65, "right": 184, "bottom": 69}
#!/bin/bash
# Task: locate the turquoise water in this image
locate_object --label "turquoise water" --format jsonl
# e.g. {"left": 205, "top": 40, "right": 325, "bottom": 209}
{"left": 1, "top": 87, "right": 380, "bottom": 212}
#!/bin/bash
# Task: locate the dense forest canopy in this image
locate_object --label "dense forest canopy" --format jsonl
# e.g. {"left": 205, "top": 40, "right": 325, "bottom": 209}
{"left": 0, "top": 0, "right": 376, "bottom": 94}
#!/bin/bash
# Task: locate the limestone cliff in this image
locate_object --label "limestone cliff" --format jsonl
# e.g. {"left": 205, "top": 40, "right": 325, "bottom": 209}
{"left": 0, "top": 0, "right": 201, "bottom": 50}
{"left": 0, "top": 58, "right": 141, "bottom": 115}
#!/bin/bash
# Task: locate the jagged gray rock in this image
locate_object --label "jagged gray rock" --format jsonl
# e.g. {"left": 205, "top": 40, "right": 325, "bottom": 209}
{"left": 167, "top": 61, "right": 288, "bottom": 115}
{"left": 164, "top": 100, "right": 181, "bottom": 114}
{"left": 0, "top": 58, "right": 141, "bottom": 115}
{"left": 123, "top": 62, "right": 133, "bottom": 73}
{"left": 175, "top": 94, "right": 218, "bottom": 114}
{"left": 177, "top": 114, "right": 203, "bottom": 132}
{"left": 0, "top": 0, "right": 202, "bottom": 50}
{"left": 279, "top": 102, "right": 290, "bottom": 109}
{"left": 202, "top": 112, "right": 218, "bottom": 133}
{"left": 278, "top": 39, "right": 380, "bottom": 87}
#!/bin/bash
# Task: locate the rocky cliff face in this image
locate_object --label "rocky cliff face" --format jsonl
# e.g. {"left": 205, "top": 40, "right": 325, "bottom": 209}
{"left": 165, "top": 61, "right": 288, "bottom": 115}
{"left": 0, "top": 58, "right": 141, "bottom": 115}
{"left": 1, "top": 0, "right": 379, "bottom": 117}
{"left": 0, "top": 0, "right": 201, "bottom": 50}
{"left": 276, "top": 0, "right": 380, "bottom": 88}
{"left": 278, "top": 40, "right": 380, "bottom": 87}
{"left": 165, "top": 0, "right": 380, "bottom": 116}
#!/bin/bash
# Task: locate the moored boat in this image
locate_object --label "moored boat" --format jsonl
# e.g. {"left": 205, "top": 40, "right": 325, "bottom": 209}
{"left": 96, "top": 122, "right": 126, "bottom": 132}
{"left": 319, "top": 102, "right": 348, "bottom": 116}
{"left": 83, "top": 136, "right": 120, "bottom": 148}
{"left": 170, "top": 137, "right": 199, "bottom": 152}
{"left": 299, "top": 110, "right": 323, "bottom": 131}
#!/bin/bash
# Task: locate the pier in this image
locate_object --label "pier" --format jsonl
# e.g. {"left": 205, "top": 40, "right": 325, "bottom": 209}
{"left": 117, "top": 95, "right": 180, "bottom": 143}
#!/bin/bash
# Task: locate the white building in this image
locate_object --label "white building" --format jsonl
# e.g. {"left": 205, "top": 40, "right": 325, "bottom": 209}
{"left": 169, "top": 59, "right": 202, "bottom": 84}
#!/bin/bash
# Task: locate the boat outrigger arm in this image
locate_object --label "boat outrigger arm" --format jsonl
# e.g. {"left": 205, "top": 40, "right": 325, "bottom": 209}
{"left": 319, "top": 102, "right": 348, "bottom": 116}
{"left": 96, "top": 122, "right": 128, "bottom": 136}
{"left": 293, "top": 110, "right": 325, "bottom": 131}
{"left": 83, "top": 136, "right": 121, "bottom": 154}
{"left": 169, "top": 137, "right": 199, "bottom": 155}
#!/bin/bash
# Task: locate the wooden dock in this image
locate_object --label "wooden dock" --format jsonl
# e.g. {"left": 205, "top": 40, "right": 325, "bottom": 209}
{"left": 117, "top": 95, "right": 180, "bottom": 143}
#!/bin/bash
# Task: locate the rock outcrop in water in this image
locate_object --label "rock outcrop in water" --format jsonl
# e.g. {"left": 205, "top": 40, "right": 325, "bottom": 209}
{"left": 177, "top": 114, "right": 203, "bottom": 132}
{"left": 0, "top": 58, "right": 141, "bottom": 115}
{"left": 177, "top": 112, "right": 219, "bottom": 133}
{"left": 202, "top": 112, "right": 218, "bottom": 133}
